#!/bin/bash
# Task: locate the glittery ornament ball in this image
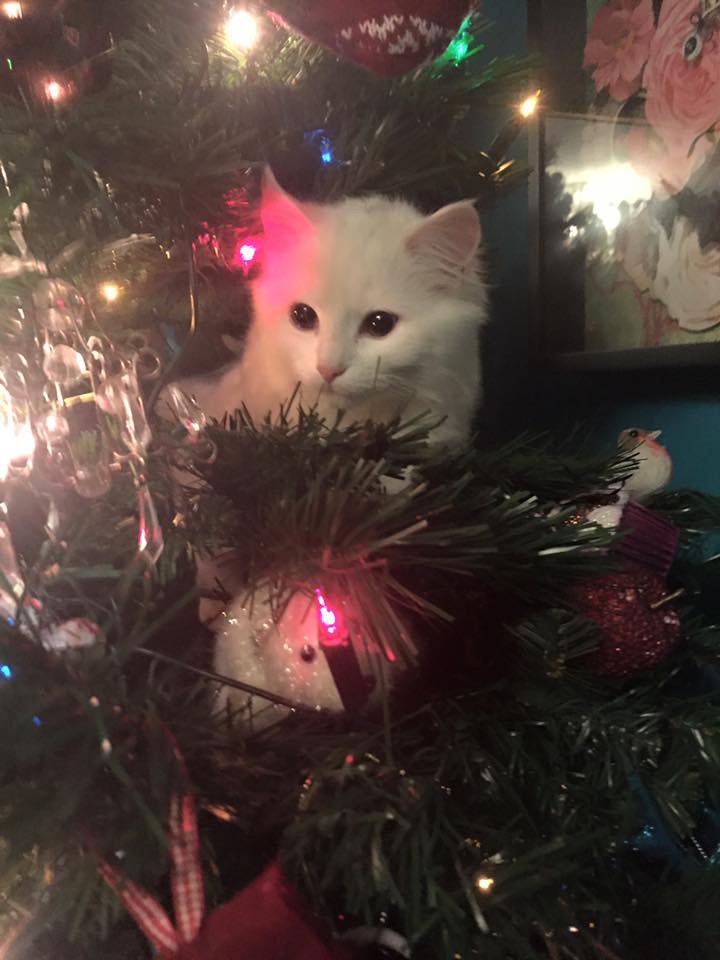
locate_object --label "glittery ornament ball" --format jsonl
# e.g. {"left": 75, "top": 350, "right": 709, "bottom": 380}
{"left": 569, "top": 566, "right": 681, "bottom": 678}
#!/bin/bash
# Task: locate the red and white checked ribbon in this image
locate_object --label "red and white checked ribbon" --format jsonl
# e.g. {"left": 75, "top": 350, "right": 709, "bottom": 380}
{"left": 99, "top": 791, "right": 205, "bottom": 956}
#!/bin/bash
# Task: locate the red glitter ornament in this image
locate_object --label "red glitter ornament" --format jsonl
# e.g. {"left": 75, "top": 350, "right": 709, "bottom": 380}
{"left": 569, "top": 565, "right": 681, "bottom": 678}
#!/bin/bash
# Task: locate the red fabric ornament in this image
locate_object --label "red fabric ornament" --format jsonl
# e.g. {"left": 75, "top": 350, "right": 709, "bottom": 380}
{"left": 100, "top": 788, "right": 349, "bottom": 960}
{"left": 271, "top": 0, "right": 473, "bottom": 76}
{"left": 175, "top": 863, "right": 351, "bottom": 960}
{"left": 569, "top": 565, "right": 681, "bottom": 678}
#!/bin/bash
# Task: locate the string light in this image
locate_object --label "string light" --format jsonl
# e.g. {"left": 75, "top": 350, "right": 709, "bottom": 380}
{"left": 99, "top": 281, "right": 120, "bottom": 303}
{"left": 446, "top": 15, "right": 474, "bottom": 65}
{"left": 232, "top": 237, "right": 259, "bottom": 274}
{"left": 2, "top": 2, "right": 22, "bottom": 18}
{"left": 238, "top": 242, "right": 256, "bottom": 264}
{"left": 316, "top": 591, "right": 339, "bottom": 638}
{"left": 475, "top": 875, "right": 495, "bottom": 893}
{"left": 45, "top": 80, "right": 64, "bottom": 102}
{"left": 487, "top": 90, "right": 543, "bottom": 163}
{"left": 0, "top": 392, "right": 35, "bottom": 482}
{"left": 304, "top": 129, "right": 335, "bottom": 166}
{"left": 225, "top": 8, "right": 258, "bottom": 49}
{"left": 518, "top": 91, "right": 540, "bottom": 119}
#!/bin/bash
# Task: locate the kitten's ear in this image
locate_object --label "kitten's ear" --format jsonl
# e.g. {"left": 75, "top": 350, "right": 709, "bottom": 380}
{"left": 260, "top": 166, "right": 312, "bottom": 240}
{"left": 406, "top": 201, "right": 481, "bottom": 279}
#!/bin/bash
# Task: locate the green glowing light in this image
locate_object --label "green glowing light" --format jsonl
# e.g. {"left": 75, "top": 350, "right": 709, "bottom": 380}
{"left": 6, "top": 58, "right": 12, "bottom": 71}
{"left": 446, "top": 16, "right": 473, "bottom": 65}
{"left": 452, "top": 37, "right": 469, "bottom": 60}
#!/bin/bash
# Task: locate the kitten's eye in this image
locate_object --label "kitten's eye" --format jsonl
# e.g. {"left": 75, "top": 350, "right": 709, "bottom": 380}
{"left": 360, "top": 310, "right": 399, "bottom": 338}
{"left": 290, "top": 302, "right": 318, "bottom": 332}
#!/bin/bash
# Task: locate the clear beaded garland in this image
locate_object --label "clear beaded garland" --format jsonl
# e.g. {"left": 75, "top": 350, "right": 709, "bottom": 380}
{"left": 1, "top": 273, "right": 164, "bottom": 564}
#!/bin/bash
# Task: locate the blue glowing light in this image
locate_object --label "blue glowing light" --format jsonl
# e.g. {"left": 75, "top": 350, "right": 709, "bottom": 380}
{"left": 32, "top": 715, "right": 42, "bottom": 727}
{"left": 0, "top": 663, "right": 12, "bottom": 679}
{"left": 304, "top": 129, "right": 335, "bottom": 166}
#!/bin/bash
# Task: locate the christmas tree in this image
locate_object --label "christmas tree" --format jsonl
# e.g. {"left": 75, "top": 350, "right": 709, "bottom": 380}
{"left": 1, "top": 3, "right": 720, "bottom": 959}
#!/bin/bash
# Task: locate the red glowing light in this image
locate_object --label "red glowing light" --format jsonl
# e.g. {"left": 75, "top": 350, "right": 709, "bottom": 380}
{"left": 315, "top": 590, "right": 347, "bottom": 646}
{"left": 231, "top": 236, "right": 260, "bottom": 275}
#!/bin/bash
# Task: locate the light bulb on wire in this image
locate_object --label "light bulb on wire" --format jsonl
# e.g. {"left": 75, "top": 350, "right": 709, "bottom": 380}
{"left": 475, "top": 875, "right": 495, "bottom": 894}
{"left": 518, "top": 90, "right": 540, "bottom": 119}
{"left": 238, "top": 243, "right": 256, "bottom": 264}
{"left": 486, "top": 89, "right": 542, "bottom": 163}
{"left": 45, "top": 80, "right": 64, "bottom": 103}
{"left": 99, "top": 282, "right": 120, "bottom": 303}
{"left": 225, "top": 8, "right": 259, "bottom": 49}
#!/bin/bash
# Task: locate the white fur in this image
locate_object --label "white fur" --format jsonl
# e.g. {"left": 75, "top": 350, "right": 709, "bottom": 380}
{"left": 177, "top": 179, "right": 487, "bottom": 722}
{"left": 183, "top": 178, "right": 487, "bottom": 447}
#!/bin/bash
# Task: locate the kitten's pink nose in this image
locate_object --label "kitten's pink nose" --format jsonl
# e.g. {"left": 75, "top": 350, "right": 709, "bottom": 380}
{"left": 317, "top": 364, "right": 346, "bottom": 383}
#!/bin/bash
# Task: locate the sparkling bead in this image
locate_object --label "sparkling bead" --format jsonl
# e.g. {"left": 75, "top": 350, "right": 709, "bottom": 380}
{"left": 300, "top": 643, "right": 316, "bottom": 663}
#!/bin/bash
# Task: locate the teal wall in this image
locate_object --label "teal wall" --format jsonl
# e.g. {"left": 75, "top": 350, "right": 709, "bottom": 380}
{"left": 478, "top": 1, "right": 720, "bottom": 495}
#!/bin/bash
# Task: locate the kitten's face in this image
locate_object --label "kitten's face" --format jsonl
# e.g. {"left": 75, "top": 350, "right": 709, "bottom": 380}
{"left": 250, "top": 175, "right": 486, "bottom": 413}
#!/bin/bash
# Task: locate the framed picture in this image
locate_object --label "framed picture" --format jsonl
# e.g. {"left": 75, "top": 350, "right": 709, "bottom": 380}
{"left": 530, "top": 0, "right": 720, "bottom": 370}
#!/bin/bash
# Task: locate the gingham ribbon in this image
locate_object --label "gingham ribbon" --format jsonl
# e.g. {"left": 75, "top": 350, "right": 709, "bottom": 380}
{"left": 169, "top": 792, "right": 205, "bottom": 943}
{"left": 99, "top": 791, "right": 205, "bottom": 956}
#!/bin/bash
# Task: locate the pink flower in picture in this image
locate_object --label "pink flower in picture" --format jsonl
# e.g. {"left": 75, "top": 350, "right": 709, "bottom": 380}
{"left": 645, "top": 0, "right": 720, "bottom": 156}
{"left": 583, "top": 0, "right": 654, "bottom": 101}
{"left": 625, "top": 124, "right": 713, "bottom": 196}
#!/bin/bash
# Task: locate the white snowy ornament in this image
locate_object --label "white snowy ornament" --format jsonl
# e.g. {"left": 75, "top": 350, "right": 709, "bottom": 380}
{"left": 214, "top": 591, "right": 343, "bottom": 728}
{"left": 586, "top": 501, "right": 626, "bottom": 528}
{"left": 40, "top": 617, "right": 103, "bottom": 651}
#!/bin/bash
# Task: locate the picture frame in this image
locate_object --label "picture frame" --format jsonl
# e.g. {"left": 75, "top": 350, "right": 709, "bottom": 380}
{"left": 529, "top": 0, "right": 720, "bottom": 371}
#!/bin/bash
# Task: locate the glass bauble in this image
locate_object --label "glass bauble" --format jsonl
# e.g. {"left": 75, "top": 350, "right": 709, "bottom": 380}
{"left": 74, "top": 463, "right": 112, "bottom": 499}
{"left": 42, "top": 343, "right": 87, "bottom": 385}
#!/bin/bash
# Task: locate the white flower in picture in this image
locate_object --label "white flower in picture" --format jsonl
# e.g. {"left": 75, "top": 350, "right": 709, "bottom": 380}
{"left": 651, "top": 217, "right": 720, "bottom": 331}
{"left": 616, "top": 205, "right": 659, "bottom": 293}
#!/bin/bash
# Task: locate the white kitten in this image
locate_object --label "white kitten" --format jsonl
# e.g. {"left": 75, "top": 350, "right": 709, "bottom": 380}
{"left": 183, "top": 171, "right": 487, "bottom": 446}
{"left": 176, "top": 173, "right": 488, "bottom": 724}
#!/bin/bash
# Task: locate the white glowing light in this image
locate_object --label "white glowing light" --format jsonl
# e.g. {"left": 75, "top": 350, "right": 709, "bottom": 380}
{"left": 574, "top": 163, "right": 652, "bottom": 232}
{"left": 475, "top": 875, "right": 495, "bottom": 893}
{"left": 2, "top": 2, "right": 22, "bottom": 18}
{"left": 44, "top": 412, "right": 59, "bottom": 434}
{"left": 99, "top": 281, "right": 120, "bottom": 303}
{"left": 45, "top": 80, "right": 63, "bottom": 102}
{"left": 225, "top": 8, "right": 258, "bottom": 49}
{"left": 0, "top": 420, "right": 35, "bottom": 481}
{"left": 0, "top": 382, "right": 35, "bottom": 481}
{"left": 518, "top": 91, "right": 540, "bottom": 119}
{"left": 239, "top": 242, "right": 256, "bottom": 263}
